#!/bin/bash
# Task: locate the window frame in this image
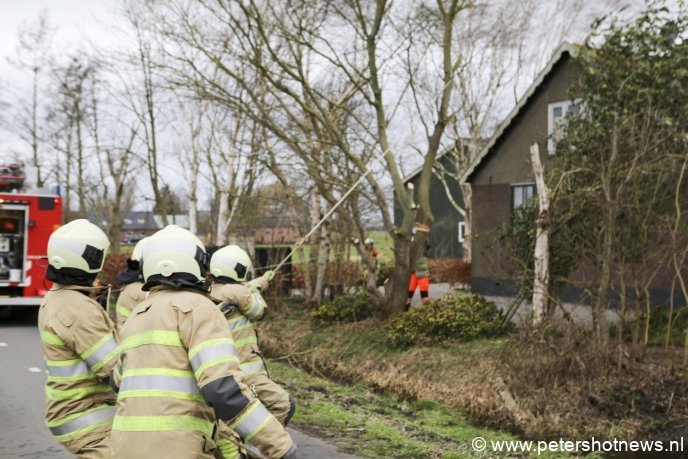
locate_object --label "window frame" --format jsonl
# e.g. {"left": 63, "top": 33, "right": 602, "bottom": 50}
{"left": 458, "top": 221, "right": 466, "bottom": 243}
{"left": 511, "top": 183, "right": 536, "bottom": 210}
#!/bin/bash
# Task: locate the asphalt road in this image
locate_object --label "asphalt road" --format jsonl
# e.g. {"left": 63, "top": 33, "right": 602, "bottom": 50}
{"left": 0, "top": 308, "right": 358, "bottom": 459}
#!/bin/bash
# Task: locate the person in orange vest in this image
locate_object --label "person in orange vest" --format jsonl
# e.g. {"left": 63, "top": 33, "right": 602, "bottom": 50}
{"left": 405, "top": 224, "right": 431, "bottom": 311}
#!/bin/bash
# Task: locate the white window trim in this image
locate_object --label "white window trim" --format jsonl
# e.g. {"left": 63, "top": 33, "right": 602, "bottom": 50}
{"left": 458, "top": 221, "right": 466, "bottom": 243}
{"left": 547, "top": 98, "right": 582, "bottom": 155}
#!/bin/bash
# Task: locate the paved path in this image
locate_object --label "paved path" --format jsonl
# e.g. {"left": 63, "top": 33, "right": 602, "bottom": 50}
{"left": 0, "top": 308, "right": 360, "bottom": 459}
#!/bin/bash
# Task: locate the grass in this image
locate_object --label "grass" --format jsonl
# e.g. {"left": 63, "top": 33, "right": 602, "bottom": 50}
{"left": 267, "top": 358, "right": 547, "bottom": 458}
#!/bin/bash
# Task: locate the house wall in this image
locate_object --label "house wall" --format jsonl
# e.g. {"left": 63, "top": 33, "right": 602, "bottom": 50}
{"left": 397, "top": 154, "right": 465, "bottom": 259}
{"left": 470, "top": 55, "right": 582, "bottom": 294}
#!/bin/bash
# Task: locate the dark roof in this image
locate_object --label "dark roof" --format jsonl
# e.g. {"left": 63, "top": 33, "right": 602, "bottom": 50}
{"left": 257, "top": 216, "right": 294, "bottom": 228}
{"left": 87, "top": 210, "right": 159, "bottom": 231}
{"left": 463, "top": 42, "right": 580, "bottom": 183}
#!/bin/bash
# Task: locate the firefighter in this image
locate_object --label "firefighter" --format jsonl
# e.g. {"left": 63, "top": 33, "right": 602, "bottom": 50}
{"left": 112, "top": 237, "right": 148, "bottom": 330}
{"left": 38, "top": 219, "right": 118, "bottom": 458}
{"left": 405, "top": 225, "right": 431, "bottom": 311}
{"left": 208, "top": 245, "right": 295, "bottom": 428}
{"left": 110, "top": 225, "right": 296, "bottom": 459}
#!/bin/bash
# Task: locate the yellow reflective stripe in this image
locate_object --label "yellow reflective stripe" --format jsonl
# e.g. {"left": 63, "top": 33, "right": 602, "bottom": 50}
{"left": 45, "top": 358, "right": 82, "bottom": 367}
{"left": 82, "top": 334, "right": 113, "bottom": 360}
{"left": 234, "top": 335, "right": 258, "bottom": 348}
{"left": 240, "top": 360, "right": 267, "bottom": 376}
{"left": 118, "top": 330, "right": 183, "bottom": 352}
{"left": 230, "top": 401, "right": 273, "bottom": 441}
{"left": 116, "top": 304, "right": 132, "bottom": 318}
{"left": 229, "top": 321, "right": 253, "bottom": 334}
{"left": 118, "top": 390, "right": 204, "bottom": 401}
{"left": 40, "top": 330, "right": 64, "bottom": 346}
{"left": 193, "top": 355, "right": 240, "bottom": 380}
{"left": 45, "top": 384, "right": 112, "bottom": 401}
{"left": 48, "top": 405, "right": 116, "bottom": 441}
{"left": 217, "top": 436, "right": 241, "bottom": 459}
{"left": 123, "top": 368, "right": 194, "bottom": 378}
{"left": 188, "top": 338, "right": 235, "bottom": 360}
{"left": 226, "top": 315, "right": 247, "bottom": 326}
{"left": 244, "top": 294, "right": 264, "bottom": 320}
{"left": 112, "top": 415, "right": 214, "bottom": 437}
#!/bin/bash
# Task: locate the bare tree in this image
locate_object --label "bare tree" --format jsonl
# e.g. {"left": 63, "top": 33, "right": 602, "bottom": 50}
{"left": 7, "top": 10, "right": 54, "bottom": 187}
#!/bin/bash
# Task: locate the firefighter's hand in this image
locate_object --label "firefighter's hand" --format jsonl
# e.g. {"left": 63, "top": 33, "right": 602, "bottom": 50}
{"left": 281, "top": 443, "right": 298, "bottom": 459}
{"left": 263, "top": 270, "right": 275, "bottom": 282}
{"left": 246, "top": 279, "right": 262, "bottom": 292}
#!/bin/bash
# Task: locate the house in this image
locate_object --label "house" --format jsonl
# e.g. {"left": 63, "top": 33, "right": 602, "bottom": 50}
{"left": 400, "top": 149, "right": 468, "bottom": 259}
{"left": 254, "top": 216, "right": 298, "bottom": 244}
{"left": 463, "top": 43, "right": 583, "bottom": 296}
{"left": 89, "top": 210, "right": 160, "bottom": 244}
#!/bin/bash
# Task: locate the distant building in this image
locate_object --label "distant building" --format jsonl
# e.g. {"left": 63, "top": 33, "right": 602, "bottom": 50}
{"left": 254, "top": 216, "right": 298, "bottom": 244}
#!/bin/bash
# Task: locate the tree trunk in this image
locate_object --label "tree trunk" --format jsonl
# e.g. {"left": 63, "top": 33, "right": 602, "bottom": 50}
{"left": 312, "top": 219, "right": 329, "bottom": 304}
{"left": 530, "top": 144, "right": 550, "bottom": 327}
{"left": 459, "top": 183, "right": 473, "bottom": 263}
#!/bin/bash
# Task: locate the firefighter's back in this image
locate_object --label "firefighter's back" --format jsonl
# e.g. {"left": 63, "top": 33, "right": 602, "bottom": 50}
{"left": 111, "top": 288, "right": 219, "bottom": 459}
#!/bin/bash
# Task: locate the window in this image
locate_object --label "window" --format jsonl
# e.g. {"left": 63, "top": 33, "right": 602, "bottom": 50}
{"left": 512, "top": 184, "right": 535, "bottom": 209}
{"left": 548, "top": 99, "right": 582, "bottom": 154}
{"left": 458, "top": 222, "right": 466, "bottom": 243}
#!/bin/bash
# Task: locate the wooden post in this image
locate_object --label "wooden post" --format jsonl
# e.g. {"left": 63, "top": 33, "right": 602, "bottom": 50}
{"left": 530, "top": 143, "right": 550, "bottom": 327}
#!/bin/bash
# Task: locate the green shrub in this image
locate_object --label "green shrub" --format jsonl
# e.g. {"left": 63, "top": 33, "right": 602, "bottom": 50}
{"left": 309, "top": 292, "right": 373, "bottom": 326}
{"left": 386, "top": 293, "right": 505, "bottom": 347}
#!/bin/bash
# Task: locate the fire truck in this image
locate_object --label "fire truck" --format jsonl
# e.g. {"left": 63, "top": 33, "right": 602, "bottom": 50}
{"left": 0, "top": 164, "right": 62, "bottom": 306}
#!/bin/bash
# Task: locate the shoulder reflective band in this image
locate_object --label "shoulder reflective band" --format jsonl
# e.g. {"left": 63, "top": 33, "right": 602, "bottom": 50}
{"left": 189, "top": 338, "right": 239, "bottom": 378}
{"left": 48, "top": 405, "right": 116, "bottom": 441}
{"left": 244, "top": 293, "right": 265, "bottom": 320}
{"left": 240, "top": 360, "right": 267, "bottom": 376}
{"left": 229, "top": 401, "right": 273, "bottom": 442}
{"left": 82, "top": 334, "right": 117, "bottom": 372}
{"left": 46, "top": 358, "right": 91, "bottom": 380}
{"left": 40, "top": 330, "right": 65, "bottom": 346}
{"left": 112, "top": 415, "right": 214, "bottom": 438}
{"left": 118, "top": 330, "right": 183, "bottom": 352}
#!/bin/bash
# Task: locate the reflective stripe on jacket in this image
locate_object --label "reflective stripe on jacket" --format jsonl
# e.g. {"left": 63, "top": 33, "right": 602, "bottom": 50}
{"left": 38, "top": 285, "right": 118, "bottom": 445}
{"left": 111, "top": 286, "right": 292, "bottom": 459}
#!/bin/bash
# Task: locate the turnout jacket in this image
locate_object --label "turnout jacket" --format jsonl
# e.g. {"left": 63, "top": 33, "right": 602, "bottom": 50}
{"left": 38, "top": 285, "right": 118, "bottom": 451}
{"left": 210, "top": 276, "right": 269, "bottom": 379}
{"left": 110, "top": 286, "right": 292, "bottom": 459}
{"left": 210, "top": 277, "right": 294, "bottom": 426}
{"left": 114, "top": 281, "right": 145, "bottom": 331}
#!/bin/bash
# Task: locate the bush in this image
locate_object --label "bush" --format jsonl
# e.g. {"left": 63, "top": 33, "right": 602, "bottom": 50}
{"left": 309, "top": 292, "right": 373, "bottom": 326}
{"left": 386, "top": 293, "right": 505, "bottom": 347}
{"left": 428, "top": 259, "right": 471, "bottom": 284}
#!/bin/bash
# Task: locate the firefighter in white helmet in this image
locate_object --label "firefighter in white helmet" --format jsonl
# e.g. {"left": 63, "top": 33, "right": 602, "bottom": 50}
{"left": 38, "top": 219, "right": 118, "bottom": 458}
{"left": 112, "top": 237, "right": 148, "bottom": 330}
{"left": 110, "top": 225, "right": 296, "bottom": 459}
{"left": 208, "top": 245, "right": 295, "bottom": 433}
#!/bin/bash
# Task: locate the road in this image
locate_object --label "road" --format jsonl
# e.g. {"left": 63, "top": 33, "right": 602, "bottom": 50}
{"left": 0, "top": 308, "right": 359, "bottom": 459}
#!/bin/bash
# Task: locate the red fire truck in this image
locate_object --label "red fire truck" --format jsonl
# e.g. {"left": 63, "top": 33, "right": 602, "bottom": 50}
{"left": 0, "top": 175, "right": 62, "bottom": 306}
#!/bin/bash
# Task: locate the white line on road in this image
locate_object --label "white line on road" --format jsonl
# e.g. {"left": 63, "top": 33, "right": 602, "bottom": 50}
{"left": 28, "top": 367, "right": 42, "bottom": 373}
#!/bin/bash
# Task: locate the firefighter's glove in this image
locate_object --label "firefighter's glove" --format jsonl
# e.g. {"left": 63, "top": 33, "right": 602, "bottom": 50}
{"left": 263, "top": 270, "right": 275, "bottom": 282}
{"left": 281, "top": 443, "right": 298, "bottom": 459}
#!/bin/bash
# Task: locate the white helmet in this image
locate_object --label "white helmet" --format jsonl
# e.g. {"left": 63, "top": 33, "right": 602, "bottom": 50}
{"left": 142, "top": 225, "right": 208, "bottom": 283}
{"left": 48, "top": 219, "right": 110, "bottom": 275}
{"left": 364, "top": 238, "right": 374, "bottom": 245}
{"left": 131, "top": 237, "right": 149, "bottom": 262}
{"left": 209, "top": 245, "right": 251, "bottom": 282}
